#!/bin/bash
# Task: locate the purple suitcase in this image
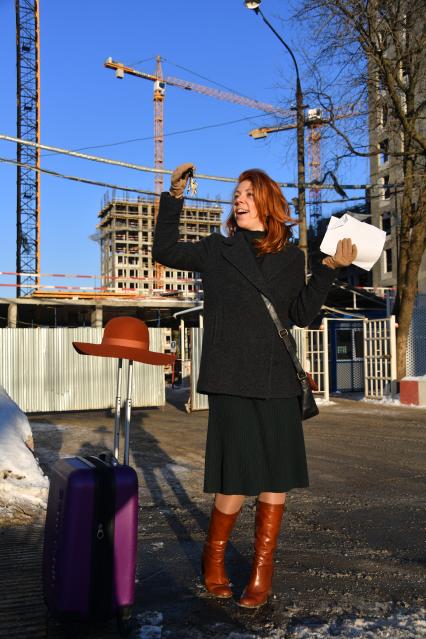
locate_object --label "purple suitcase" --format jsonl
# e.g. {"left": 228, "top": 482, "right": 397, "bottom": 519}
{"left": 43, "top": 359, "right": 138, "bottom": 634}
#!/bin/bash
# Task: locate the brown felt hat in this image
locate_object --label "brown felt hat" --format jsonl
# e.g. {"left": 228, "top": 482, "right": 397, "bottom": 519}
{"left": 73, "top": 316, "right": 176, "bottom": 366}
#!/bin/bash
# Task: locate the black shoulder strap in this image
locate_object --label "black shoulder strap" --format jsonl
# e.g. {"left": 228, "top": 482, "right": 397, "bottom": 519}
{"left": 260, "top": 293, "right": 307, "bottom": 382}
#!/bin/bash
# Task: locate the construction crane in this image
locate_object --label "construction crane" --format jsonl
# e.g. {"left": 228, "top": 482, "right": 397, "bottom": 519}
{"left": 249, "top": 106, "right": 358, "bottom": 228}
{"left": 104, "top": 55, "right": 296, "bottom": 288}
{"left": 15, "top": 0, "right": 41, "bottom": 297}
{"left": 105, "top": 56, "right": 295, "bottom": 196}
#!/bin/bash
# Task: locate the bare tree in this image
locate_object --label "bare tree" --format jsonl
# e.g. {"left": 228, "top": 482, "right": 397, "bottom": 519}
{"left": 291, "top": 0, "right": 426, "bottom": 378}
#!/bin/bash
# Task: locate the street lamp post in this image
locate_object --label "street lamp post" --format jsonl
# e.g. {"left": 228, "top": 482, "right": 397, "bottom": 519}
{"left": 244, "top": 0, "right": 308, "bottom": 272}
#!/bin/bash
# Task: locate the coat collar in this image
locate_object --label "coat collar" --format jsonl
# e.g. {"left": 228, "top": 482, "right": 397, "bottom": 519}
{"left": 220, "top": 232, "right": 297, "bottom": 298}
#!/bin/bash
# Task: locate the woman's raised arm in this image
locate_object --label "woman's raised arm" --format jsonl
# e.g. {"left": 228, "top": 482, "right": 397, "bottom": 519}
{"left": 152, "top": 164, "right": 212, "bottom": 272}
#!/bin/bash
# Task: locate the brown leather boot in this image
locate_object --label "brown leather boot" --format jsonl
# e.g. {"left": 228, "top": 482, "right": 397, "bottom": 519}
{"left": 238, "top": 500, "right": 285, "bottom": 609}
{"left": 202, "top": 505, "right": 240, "bottom": 598}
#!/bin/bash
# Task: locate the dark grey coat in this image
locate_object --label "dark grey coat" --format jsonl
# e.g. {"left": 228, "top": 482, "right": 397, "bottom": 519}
{"left": 152, "top": 192, "right": 337, "bottom": 398}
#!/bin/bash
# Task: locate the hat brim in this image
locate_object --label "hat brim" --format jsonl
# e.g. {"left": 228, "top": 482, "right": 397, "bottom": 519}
{"left": 72, "top": 342, "right": 176, "bottom": 366}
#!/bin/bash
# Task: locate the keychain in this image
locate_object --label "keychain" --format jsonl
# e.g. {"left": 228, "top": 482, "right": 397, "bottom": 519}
{"left": 186, "top": 169, "right": 198, "bottom": 196}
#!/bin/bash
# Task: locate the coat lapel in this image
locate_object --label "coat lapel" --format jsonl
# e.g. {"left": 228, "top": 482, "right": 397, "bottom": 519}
{"left": 261, "top": 246, "right": 298, "bottom": 283}
{"left": 221, "top": 233, "right": 272, "bottom": 297}
{"left": 221, "top": 233, "right": 299, "bottom": 298}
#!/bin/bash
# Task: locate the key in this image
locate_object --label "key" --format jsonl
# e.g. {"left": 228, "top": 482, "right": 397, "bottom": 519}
{"left": 185, "top": 169, "right": 197, "bottom": 196}
{"left": 189, "top": 176, "right": 198, "bottom": 196}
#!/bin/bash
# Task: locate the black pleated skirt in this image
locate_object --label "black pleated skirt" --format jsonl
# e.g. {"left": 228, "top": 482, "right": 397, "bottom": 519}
{"left": 204, "top": 394, "right": 309, "bottom": 496}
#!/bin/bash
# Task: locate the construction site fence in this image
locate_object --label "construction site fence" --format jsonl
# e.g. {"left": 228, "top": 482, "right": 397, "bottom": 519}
{"left": 0, "top": 327, "right": 167, "bottom": 413}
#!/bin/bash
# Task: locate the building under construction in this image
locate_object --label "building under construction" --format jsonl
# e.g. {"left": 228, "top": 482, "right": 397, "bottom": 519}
{"left": 98, "top": 195, "right": 223, "bottom": 297}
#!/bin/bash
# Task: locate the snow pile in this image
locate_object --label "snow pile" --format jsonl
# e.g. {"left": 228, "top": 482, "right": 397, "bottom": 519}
{"left": 315, "top": 398, "right": 337, "bottom": 407}
{"left": 286, "top": 608, "right": 426, "bottom": 638}
{"left": 0, "top": 386, "right": 49, "bottom": 514}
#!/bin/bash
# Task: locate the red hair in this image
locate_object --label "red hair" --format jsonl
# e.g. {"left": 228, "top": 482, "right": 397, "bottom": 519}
{"left": 224, "top": 169, "right": 297, "bottom": 254}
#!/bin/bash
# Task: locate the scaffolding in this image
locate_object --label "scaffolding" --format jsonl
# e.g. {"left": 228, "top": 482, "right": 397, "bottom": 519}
{"left": 98, "top": 196, "right": 222, "bottom": 297}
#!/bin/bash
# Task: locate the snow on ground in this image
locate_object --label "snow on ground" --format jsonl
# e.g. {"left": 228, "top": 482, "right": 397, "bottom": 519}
{"left": 285, "top": 608, "right": 426, "bottom": 639}
{"left": 362, "top": 396, "right": 426, "bottom": 408}
{"left": 315, "top": 398, "right": 337, "bottom": 407}
{"left": 0, "top": 386, "right": 49, "bottom": 516}
{"left": 221, "top": 607, "right": 426, "bottom": 638}
{"left": 135, "top": 607, "right": 426, "bottom": 639}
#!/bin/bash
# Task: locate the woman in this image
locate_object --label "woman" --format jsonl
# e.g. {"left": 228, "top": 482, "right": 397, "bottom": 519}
{"left": 152, "top": 163, "right": 356, "bottom": 608}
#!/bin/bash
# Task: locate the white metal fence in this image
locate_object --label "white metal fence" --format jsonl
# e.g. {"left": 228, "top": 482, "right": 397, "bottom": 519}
{"left": 292, "top": 318, "right": 329, "bottom": 401}
{"left": 0, "top": 328, "right": 166, "bottom": 413}
{"left": 189, "top": 327, "right": 209, "bottom": 412}
{"left": 363, "top": 316, "right": 397, "bottom": 399}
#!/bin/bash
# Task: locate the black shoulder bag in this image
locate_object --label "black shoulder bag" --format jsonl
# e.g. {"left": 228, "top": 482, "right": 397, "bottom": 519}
{"left": 260, "top": 293, "right": 319, "bottom": 420}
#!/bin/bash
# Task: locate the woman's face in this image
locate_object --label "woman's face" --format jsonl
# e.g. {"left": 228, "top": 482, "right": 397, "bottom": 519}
{"left": 233, "top": 180, "right": 264, "bottom": 231}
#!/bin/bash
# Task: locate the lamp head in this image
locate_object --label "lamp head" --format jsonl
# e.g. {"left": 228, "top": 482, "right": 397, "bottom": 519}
{"left": 244, "top": 1, "right": 261, "bottom": 10}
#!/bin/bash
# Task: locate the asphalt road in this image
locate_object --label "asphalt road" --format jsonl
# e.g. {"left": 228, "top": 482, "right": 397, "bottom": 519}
{"left": 0, "top": 390, "right": 425, "bottom": 638}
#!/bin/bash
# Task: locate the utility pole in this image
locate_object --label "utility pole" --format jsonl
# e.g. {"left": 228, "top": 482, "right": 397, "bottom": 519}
{"left": 245, "top": 0, "right": 308, "bottom": 275}
{"left": 296, "top": 77, "right": 307, "bottom": 269}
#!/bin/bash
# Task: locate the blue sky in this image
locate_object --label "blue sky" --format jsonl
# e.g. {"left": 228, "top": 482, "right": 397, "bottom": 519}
{"left": 0, "top": 0, "right": 368, "bottom": 295}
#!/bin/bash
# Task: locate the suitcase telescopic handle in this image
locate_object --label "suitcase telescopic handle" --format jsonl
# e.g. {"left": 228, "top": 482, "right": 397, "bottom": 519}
{"left": 113, "top": 358, "right": 133, "bottom": 466}
{"left": 113, "top": 359, "right": 123, "bottom": 460}
{"left": 123, "top": 360, "right": 133, "bottom": 466}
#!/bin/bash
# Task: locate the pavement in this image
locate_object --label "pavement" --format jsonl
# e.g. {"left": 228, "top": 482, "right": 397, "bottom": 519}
{"left": 0, "top": 389, "right": 425, "bottom": 638}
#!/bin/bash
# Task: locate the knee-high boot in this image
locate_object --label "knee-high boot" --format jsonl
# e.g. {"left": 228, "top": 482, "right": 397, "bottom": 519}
{"left": 202, "top": 505, "right": 240, "bottom": 598}
{"left": 238, "top": 500, "right": 285, "bottom": 609}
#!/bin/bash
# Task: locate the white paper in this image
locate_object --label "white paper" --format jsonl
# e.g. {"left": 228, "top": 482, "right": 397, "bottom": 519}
{"left": 320, "top": 214, "right": 386, "bottom": 271}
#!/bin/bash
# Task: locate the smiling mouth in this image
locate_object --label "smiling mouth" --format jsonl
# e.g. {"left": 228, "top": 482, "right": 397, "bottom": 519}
{"left": 236, "top": 209, "right": 249, "bottom": 215}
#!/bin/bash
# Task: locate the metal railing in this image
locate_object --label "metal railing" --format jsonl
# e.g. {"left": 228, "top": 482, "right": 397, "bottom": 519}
{"left": 363, "top": 316, "right": 397, "bottom": 398}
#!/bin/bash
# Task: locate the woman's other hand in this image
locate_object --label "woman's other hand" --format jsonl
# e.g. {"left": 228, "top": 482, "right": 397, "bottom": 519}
{"left": 322, "top": 238, "right": 357, "bottom": 269}
{"left": 169, "top": 162, "right": 196, "bottom": 199}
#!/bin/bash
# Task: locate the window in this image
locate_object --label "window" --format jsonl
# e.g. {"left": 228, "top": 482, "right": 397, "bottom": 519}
{"left": 402, "top": 64, "right": 410, "bottom": 85}
{"left": 380, "top": 102, "right": 388, "bottom": 127}
{"left": 379, "top": 139, "right": 389, "bottom": 165}
{"left": 336, "top": 330, "right": 352, "bottom": 360}
{"left": 118, "top": 269, "right": 123, "bottom": 277}
{"left": 384, "top": 247, "right": 393, "bottom": 273}
{"left": 381, "top": 212, "right": 391, "bottom": 234}
{"left": 354, "top": 330, "right": 364, "bottom": 359}
{"left": 382, "top": 175, "right": 391, "bottom": 200}
{"left": 117, "top": 255, "right": 123, "bottom": 264}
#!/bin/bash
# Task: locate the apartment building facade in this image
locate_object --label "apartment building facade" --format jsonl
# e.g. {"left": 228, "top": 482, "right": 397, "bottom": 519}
{"left": 368, "top": 20, "right": 426, "bottom": 294}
